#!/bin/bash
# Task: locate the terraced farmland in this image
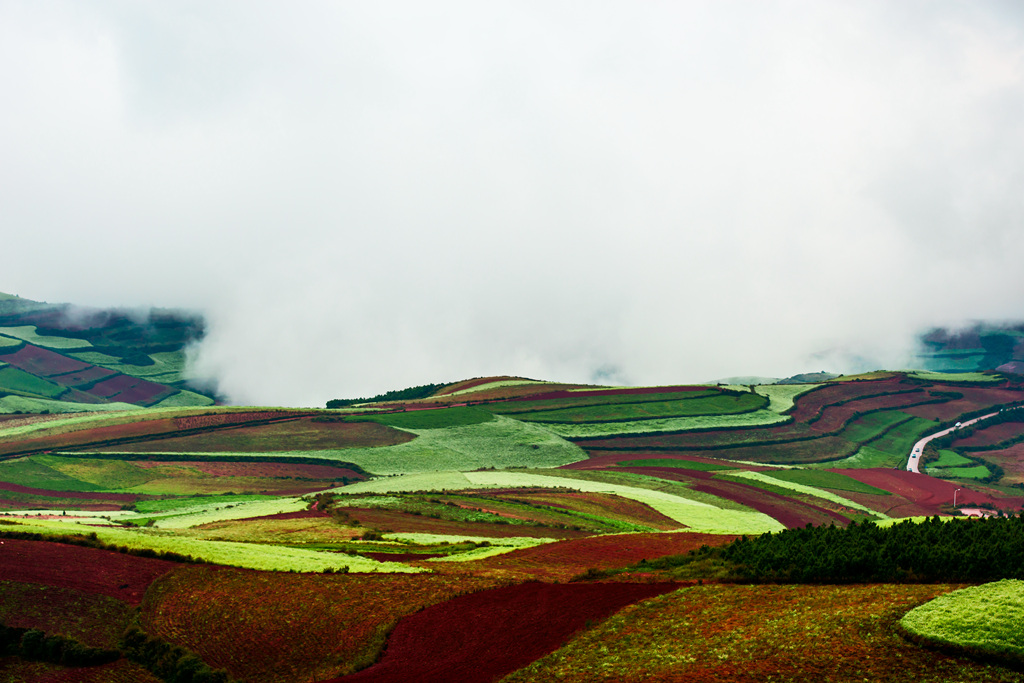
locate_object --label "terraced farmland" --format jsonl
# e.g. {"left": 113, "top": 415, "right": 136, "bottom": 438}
{"left": 4, "top": 370, "right": 1024, "bottom": 681}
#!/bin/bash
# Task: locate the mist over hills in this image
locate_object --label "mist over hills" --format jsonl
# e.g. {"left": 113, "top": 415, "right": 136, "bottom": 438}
{"left": 3, "top": 291, "right": 1023, "bottom": 412}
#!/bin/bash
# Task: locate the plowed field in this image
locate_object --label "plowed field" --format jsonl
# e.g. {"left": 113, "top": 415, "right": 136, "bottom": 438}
{"left": 0, "top": 538, "right": 177, "bottom": 604}
{"left": 335, "top": 582, "right": 679, "bottom": 683}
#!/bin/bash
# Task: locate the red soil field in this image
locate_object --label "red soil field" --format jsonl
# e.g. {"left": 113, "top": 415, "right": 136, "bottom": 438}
{"left": 172, "top": 411, "right": 294, "bottom": 430}
{"left": 967, "top": 443, "right": 1024, "bottom": 485}
{"left": 0, "top": 481, "right": 138, "bottom": 502}
{"left": 465, "top": 532, "right": 736, "bottom": 582}
{"left": 334, "top": 582, "right": 680, "bottom": 683}
{"left": 951, "top": 420, "right": 1024, "bottom": 447}
{"left": 47, "top": 365, "right": 116, "bottom": 387}
{"left": 80, "top": 374, "right": 173, "bottom": 405}
{"left": 0, "top": 344, "right": 90, "bottom": 377}
{"left": 436, "top": 376, "right": 519, "bottom": 395}
{"left": 787, "top": 378, "right": 912, "bottom": 423}
{"left": 0, "top": 580, "right": 134, "bottom": 648}
{"left": 837, "top": 469, "right": 1024, "bottom": 513}
{"left": 142, "top": 567, "right": 502, "bottom": 683}
{"left": 0, "top": 538, "right": 177, "bottom": 605}
{"left": 105, "top": 418, "right": 411, "bottom": 453}
{"left": 902, "top": 384, "right": 1024, "bottom": 421}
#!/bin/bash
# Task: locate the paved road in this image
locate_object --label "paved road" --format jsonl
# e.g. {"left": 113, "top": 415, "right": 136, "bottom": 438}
{"left": 906, "top": 412, "right": 999, "bottom": 473}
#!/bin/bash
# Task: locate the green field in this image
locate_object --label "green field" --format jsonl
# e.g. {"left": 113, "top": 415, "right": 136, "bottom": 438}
{"left": 508, "top": 392, "right": 766, "bottom": 424}
{"left": 0, "top": 366, "right": 67, "bottom": 399}
{"left": 931, "top": 465, "right": 991, "bottom": 480}
{"left": 901, "top": 580, "right": 1024, "bottom": 662}
{"left": 485, "top": 390, "right": 718, "bottom": 415}
{"left": 722, "top": 471, "right": 890, "bottom": 518}
{"left": 0, "top": 325, "right": 92, "bottom": 349}
{"left": 908, "top": 370, "right": 1002, "bottom": 383}
{"left": 349, "top": 405, "right": 495, "bottom": 429}
{"left": 0, "top": 335, "right": 23, "bottom": 347}
{"left": 763, "top": 469, "right": 891, "bottom": 495}
{"left": 539, "top": 409, "right": 790, "bottom": 438}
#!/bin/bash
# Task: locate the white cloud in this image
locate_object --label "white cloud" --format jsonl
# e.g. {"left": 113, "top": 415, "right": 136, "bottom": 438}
{"left": 3, "top": 1, "right": 1024, "bottom": 405}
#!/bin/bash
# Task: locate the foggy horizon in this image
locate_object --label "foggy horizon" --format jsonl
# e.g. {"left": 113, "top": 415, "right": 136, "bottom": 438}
{"left": 4, "top": 2, "right": 1024, "bottom": 406}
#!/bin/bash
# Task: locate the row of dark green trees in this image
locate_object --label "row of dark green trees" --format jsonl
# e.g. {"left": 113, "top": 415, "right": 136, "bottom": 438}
{"left": 640, "top": 515, "right": 1024, "bottom": 583}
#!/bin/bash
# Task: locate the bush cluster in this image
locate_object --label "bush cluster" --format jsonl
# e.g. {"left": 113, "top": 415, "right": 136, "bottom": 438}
{"left": 121, "top": 627, "right": 233, "bottom": 683}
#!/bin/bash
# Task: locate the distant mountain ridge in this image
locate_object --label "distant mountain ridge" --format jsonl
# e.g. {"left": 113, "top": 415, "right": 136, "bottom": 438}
{"left": 0, "top": 292, "right": 216, "bottom": 413}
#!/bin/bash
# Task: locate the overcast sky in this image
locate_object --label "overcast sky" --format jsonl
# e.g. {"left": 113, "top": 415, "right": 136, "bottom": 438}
{"left": 3, "top": 1, "right": 1024, "bottom": 406}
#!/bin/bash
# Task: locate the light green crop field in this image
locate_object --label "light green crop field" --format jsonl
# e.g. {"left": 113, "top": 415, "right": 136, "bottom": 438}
{"left": 0, "top": 335, "right": 22, "bottom": 347}
{"left": 819, "top": 416, "right": 938, "bottom": 469}
{"left": 339, "top": 470, "right": 783, "bottom": 534}
{"left": 762, "top": 469, "right": 890, "bottom": 495}
{"left": 149, "top": 414, "right": 587, "bottom": 475}
{"left": 538, "top": 409, "right": 790, "bottom": 438}
{"left": 901, "top": 580, "right": 1024, "bottom": 660}
{"left": 0, "top": 326, "right": 92, "bottom": 349}
{"left": 754, "top": 383, "right": 821, "bottom": 413}
{"left": 929, "top": 465, "right": 991, "bottom": 480}
{"left": 908, "top": 370, "right": 1001, "bottom": 383}
{"left": 1, "top": 518, "right": 421, "bottom": 573}
{"left": 723, "top": 471, "right": 890, "bottom": 519}
{"left": 147, "top": 497, "right": 308, "bottom": 529}
{"left": 0, "top": 395, "right": 139, "bottom": 416}
{"left": 66, "top": 349, "right": 188, "bottom": 382}
{"left": 926, "top": 450, "right": 975, "bottom": 469}
{"left": 840, "top": 412, "right": 912, "bottom": 444}
{"left": 150, "top": 390, "right": 216, "bottom": 407}
{"left": 509, "top": 392, "right": 766, "bottom": 424}
{"left": 0, "top": 366, "right": 67, "bottom": 399}
{"left": 381, "top": 533, "right": 554, "bottom": 561}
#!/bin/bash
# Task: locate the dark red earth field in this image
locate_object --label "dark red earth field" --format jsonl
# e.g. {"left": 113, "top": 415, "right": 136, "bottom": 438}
{"left": 80, "top": 374, "right": 174, "bottom": 405}
{"left": 344, "top": 507, "right": 591, "bottom": 539}
{"left": 102, "top": 417, "right": 413, "bottom": 453}
{"left": 0, "top": 538, "right": 177, "bottom": 605}
{"left": 334, "top": 582, "right": 680, "bottom": 683}
{"left": 968, "top": 442, "right": 1024, "bottom": 484}
{"left": 951, "top": 420, "right": 1024, "bottom": 447}
{"left": 839, "top": 469, "right": 1024, "bottom": 513}
{"left": 902, "top": 384, "right": 1024, "bottom": 421}
{"left": 462, "top": 532, "right": 737, "bottom": 581}
{"left": 0, "top": 343, "right": 90, "bottom": 377}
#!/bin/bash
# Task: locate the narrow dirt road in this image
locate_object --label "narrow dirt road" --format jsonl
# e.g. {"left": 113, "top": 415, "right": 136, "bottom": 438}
{"left": 906, "top": 412, "right": 998, "bottom": 473}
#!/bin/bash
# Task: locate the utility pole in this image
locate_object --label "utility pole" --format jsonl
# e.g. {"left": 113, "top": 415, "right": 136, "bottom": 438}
{"left": 954, "top": 488, "right": 961, "bottom": 509}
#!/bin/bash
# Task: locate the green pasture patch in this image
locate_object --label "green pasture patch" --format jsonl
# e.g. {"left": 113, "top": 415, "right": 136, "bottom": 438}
{"left": 333, "top": 471, "right": 476, "bottom": 493}
{"left": 485, "top": 390, "right": 718, "bottom": 415}
{"left": 908, "top": 370, "right": 1001, "bottom": 383}
{"left": 382, "top": 532, "right": 553, "bottom": 561}
{"left": 6, "top": 518, "right": 421, "bottom": 573}
{"left": 225, "top": 414, "right": 586, "bottom": 475}
{"left": 930, "top": 465, "right": 991, "bottom": 480}
{"left": 64, "top": 350, "right": 123, "bottom": 366}
{"left": 133, "top": 494, "right": 278, "bottom": 514}
{"left": 0, "top": 455, "right": 103, "bottom": 492}
{"left": 754, "top": 383, "right": 820, "bottom": 413}
{"left": 0, "top": 335, "right": 22, "bottom": 347}
{"left": 839, "top": 411, "right": 912, "bottom": 444}
{"left": 928, "top": 449, "right": 974, "bottom": 468}
{"left": 541, "top": 409, "right": 789, "bottom": 438}
{"left": 42, "top": 455, "right": 161, "bottom": 490}
{"left": 67, "top": 349, "right": 189, "bottom": 383}
{"left": 821, "top": 416, "right": 939, "bottom": 469}
{"left": 150, "top": 389, "right": 215, "bottom": 407}
{"left": 0, "top": 395, "right": 140, "bottom": 416}
{"left": 901, "top": 580, "right": 1024, "bottom": 662}
{"left": 350, "top": 405, "right": 494, "bottom": 429}
{"left": 0, "top": 366, "right": 66, "bottom": 399}
{"left": 149, "top": 497, "right": 307, "bottom": 529}
{"left": 762, "top": 469, "right": 890, "bottom": 495}
{"left": 0, "top": 326, "right": 92, "bottom": 349}
{"left": 615, "top": 459, "right": 736, "bottom": 471}
{"left": 723, "top": 471, "right": 890, "bottom": 519}
{"left": 511, "top": 392, "right": 767, "bottom": 424}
